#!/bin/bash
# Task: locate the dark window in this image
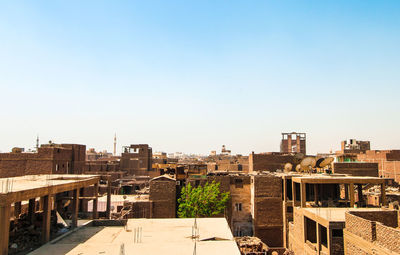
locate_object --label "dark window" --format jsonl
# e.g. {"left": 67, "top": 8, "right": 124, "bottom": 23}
{"left": 332, "top": 229, "right": 343, "bottom": 238}
{"left": 320, "top": 225, "right": 328, "bottom": 247}
{"left": 235, "top": 179, "right": 243, "bottom": 188}
{"left": 235, "top": 203, "right": 242, "bottom": 211}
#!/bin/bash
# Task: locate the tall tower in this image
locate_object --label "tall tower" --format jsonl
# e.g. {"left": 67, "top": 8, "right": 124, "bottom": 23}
{"left": 113, "top": 133, "right": 117, "bottom": 156}
{"left": 36, "top": 135, "right": 39, "bottom": 150}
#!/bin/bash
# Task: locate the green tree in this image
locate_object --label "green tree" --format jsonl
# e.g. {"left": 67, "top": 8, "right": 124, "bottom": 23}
{"left": 177, "top": 181, "right": 230, "bottom": 218}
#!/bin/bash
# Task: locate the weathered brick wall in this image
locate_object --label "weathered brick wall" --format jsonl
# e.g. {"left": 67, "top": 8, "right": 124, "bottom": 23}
{"left": 332, "top": 162, "right": 378, "bottom": 177}
{"left": 345, "top": 212, "right": 375, "bottom": 241}
{"left": 345, "top": 210, "right": 400, "bottom": 255}
{"left": 249, "top": 153, "right": 297, "bottom": 172}
{"left": 149, "top": 177, "right": 176, "bottom": 218}
{"left": 0, "top": 159, "right": 26, "bottom": 177}
{"left": 375, "top": 223, "right": 400, "bottom": 253}
{"left": 252, "top": 175, "right": 284, "bottom": 247}
{"left": 344, "top": 241, "right": 370, "bottom": 255}
{"left": 230, "top": 176, "right": 252, "bottom": 236}
{"left": 351, "top": 211, "right": 398, "bottom": 228}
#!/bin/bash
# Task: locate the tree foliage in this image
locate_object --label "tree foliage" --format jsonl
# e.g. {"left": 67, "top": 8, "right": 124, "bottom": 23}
{"left": 177, "top": 181, "right": 230, "bottom": 218}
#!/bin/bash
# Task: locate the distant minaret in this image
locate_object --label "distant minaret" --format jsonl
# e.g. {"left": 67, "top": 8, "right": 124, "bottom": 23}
{"left": 113, "top": 133, "right": 117, "bottom": 156}
{"left": 36, "top": 135, "right": 39, "bottom": 150}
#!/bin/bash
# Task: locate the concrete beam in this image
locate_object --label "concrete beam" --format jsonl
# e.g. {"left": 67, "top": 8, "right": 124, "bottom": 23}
{"left": 300, "top": 183, "right": 306, "bottom": 207}
{"left": 349, "top": 183, "right": 355, "bottom": 207}
{"left": 93, "top": 183, "right": 99, "bottom": 219}
{"left": 71, "top": 189, "right": 79, "bottom": 228}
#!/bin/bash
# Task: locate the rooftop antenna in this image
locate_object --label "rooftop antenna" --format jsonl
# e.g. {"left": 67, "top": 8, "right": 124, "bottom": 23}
{"left": 114, "top": 133, "right": 117, "bottom": 156}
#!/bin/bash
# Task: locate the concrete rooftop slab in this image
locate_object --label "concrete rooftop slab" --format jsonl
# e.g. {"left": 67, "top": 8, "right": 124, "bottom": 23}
{"left": 29, "top": 218, "right": 241, "bottom": 255}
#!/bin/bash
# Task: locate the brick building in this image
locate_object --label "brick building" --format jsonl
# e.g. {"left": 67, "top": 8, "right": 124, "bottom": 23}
{"left": 0, "top": 144, "right": 86, "bottom": 178}
{"left": 280, "top": 132, "right": 306, "bottom": 154}
{"left": 335, "top": 139, "right": 370, "bottom": 162}
{"left": 149, "top": 175, "right": 176, "bottom": 218}
{"left": 249, "top": 152, "right": 297, "bottom": 173}
{"left": 120, "top": 144, "right": 153, "bottom": 176}
{"left": 357, "top": 150, "right": 400, "bottom": 182}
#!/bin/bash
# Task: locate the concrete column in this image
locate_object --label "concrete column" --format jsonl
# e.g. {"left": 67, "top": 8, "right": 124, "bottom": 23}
{"left": 93, "top": 183, "right": 99, "bottom": 219}
{"left": 300, "top": 183, "right": 306, "bottom": 207}
{"left": 357, "top": 184, "right": 363, "bottom": 205}
{"left": 283, "top": 179, "right": 288, "bottom": 202}
{"left": 106, "top": 178, "right": 112, "bottom": 219}
{"left": 14, "top": 201, "right": 21, "bottom": 219}
{"left": 328, "top": 228, "right": 333, "bottom": 254}
{"left": 349, "top": 183, "right": 355, "bottom": 207}
{"left": 28, "top": 198, "right": 36, "bottom": 224}
{"left": 292, "top": 181, "right": 298, "bottom": 206}
{"left": 314, "top": 184, "right": 319, "bottom": 204}
{"left": 41, "top": 195, "right": 51, "bottom": 244}
{"left": 0, "top": 203, "right": 11, "bottom": 255}
{"left": 71, "top": 189, "right": 79, "bottom": 228}
{"left": 381, "top": 183, "right": 387, "bottom": 206}
{"left": 316, "top": 224, "right": 321, "bottom": 253}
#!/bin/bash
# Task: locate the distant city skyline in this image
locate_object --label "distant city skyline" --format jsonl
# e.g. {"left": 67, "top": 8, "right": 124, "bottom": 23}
{"left": 1, "top": 1, "right": 399, "bottom": 155}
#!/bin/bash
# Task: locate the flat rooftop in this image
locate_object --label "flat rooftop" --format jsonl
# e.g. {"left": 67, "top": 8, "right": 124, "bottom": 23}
{"left": 0, "top": 174, "right": 100, "bottom": 205}
{"left": 29, "top": 218, "right": 240, "bottom": 255}
{"left": 302, "top": 208, "right": 386, "bottom": 227}
{"left": 292, "top": 174, "right": 384, "bottom": 184}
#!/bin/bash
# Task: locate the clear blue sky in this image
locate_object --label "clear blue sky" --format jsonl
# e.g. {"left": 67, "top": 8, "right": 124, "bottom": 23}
{"left": 0, "top": 1, "right": 399, "bottom": 155}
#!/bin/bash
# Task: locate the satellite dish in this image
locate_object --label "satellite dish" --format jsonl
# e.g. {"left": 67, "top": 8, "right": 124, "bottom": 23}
{"left": 319, "top": 157, "right": 334, "bottom": 168}
{"left": 315, "top": 158, "right": 325, "bottom": 168}
{"left": 300, "top": 157, "right": 316, "bottom": 171}
{"left": 295, "top": 164, "right": 301, "bottom": 172}
{"left": 294, "top": 153, "right": 304, "bottom": 160}
{"left": 284, "top": 163, "right": 293, "bottom": 172}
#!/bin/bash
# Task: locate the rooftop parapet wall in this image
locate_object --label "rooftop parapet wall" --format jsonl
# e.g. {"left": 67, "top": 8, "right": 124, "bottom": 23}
{"left": 332, "top": 162, "right": 379, "bottom": 177}
{"left": 345, "top": 211, "right": 399, "bottom": 246}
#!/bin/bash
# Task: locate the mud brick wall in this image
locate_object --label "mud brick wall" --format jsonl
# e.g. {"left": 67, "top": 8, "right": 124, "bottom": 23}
{"left": 252, "top": 175, "right": 284, "bottom": 247}
{"left": 249, "top": 153, "right": 297, "bottom": 172}
{"left": 351, "top": 211, "right": 398, "bottom": 228}
{"left": 149, "top": 178, "right": 176, "bottom": 218}
{"left": 332, "top": 162, "right": 378, "bottom": 177}
{"left": 375, "top": 223, "right": 400, "bottom": 253}
{"left": 230, "top": 176, "right": 252, "bottom": 236}
{"left": 345, "top": 213, "right": 376, "bottom": 241}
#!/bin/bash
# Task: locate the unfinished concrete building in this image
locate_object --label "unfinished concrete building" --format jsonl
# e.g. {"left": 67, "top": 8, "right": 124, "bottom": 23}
{"left": 287, "top": 174, "right": 387, "bottom": 255}
{"left": 0, "top": 174, "right": 108, "bottom": 255}
{"left": 280, "top": 132, "right": 306, "bottom": 154}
